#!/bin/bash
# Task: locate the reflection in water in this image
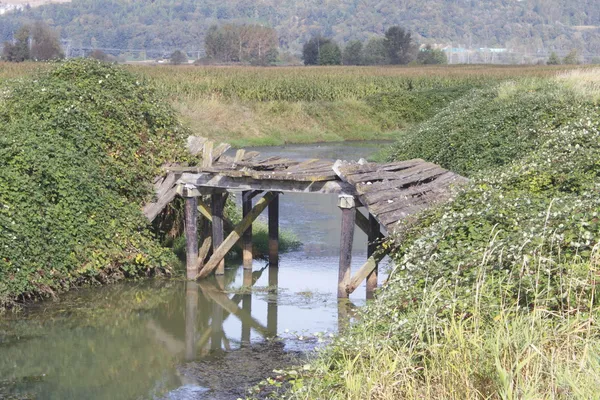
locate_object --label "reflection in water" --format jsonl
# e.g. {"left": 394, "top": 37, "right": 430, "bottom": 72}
{"left": 1, "top": 141, "right": 389, "bottom": 399}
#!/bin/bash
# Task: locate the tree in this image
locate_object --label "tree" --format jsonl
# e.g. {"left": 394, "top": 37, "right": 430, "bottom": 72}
{"left": 343, "top": 40, "right": 363, "bottom": 65}
{"left": 562, "top": 49, "right": 579, "bottom": 65}
{"left": 384, "top": 26, "right": 416, "bottom": 65}
{"left": 416, "top": 44, "right": 448, "bottom": 64}
{"left": 302, "top": 35, "right": 331, "bottom": 66}
{"left": 204, "top": 24, "right": 278, "bottom": 65}
{"left": 362, "top": 37, "right": 388, "bottom": 65}
{"left": 318, "top": 42, "right": 342, "bottom": 65}
{"left": 30, "top": 21, "right": 64, "bottom": 61}
{"left": 547, "top": 52, "right": 560, "bottom": 65}
{"left": 2, "top": 25, "right": 30, "bottom": 62}
{"left": 170, "top": 50, "right": 188, "bottom": 65}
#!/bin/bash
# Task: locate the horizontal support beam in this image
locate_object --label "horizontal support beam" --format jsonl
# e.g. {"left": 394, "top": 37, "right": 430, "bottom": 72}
{"left": 178, "top": 173, "right": 357, "bottom": 195}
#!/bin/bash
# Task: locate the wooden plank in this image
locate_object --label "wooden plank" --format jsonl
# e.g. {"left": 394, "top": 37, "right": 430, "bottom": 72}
{"left": 202, "top": 141, "right": 214, "bottom": 168}
{"left": 347, "top": 248, "right": 390, "bottom": 295}
{"left": 212, "top": 143, "right": 231, "bottom": 163}
{"left": 338, "top": 195, "right": 356, "bottom": 298}
{"left": 355, "top": 166, "right": 447, "bottom": 194}
{"left": 211, "top": 193, "right": 226, "bottom": 275}
{"left": 197, "top": 192, "right": 277, "bottom": 279}
{"left": 234, "top": 149, "right": 245, "bottom": 162}
{"left": 268, "top": 193, "right": 279, "bottom": 267}
{"left": 155, "top": 172, "right": 179, "bottom": 200}
{"left": 242, "top": 191, "right": 253, "bottom": 270}
{"left": 184, "top": 196, "right": 199, "bottom": 280}
{"left": 143, "top": 186, "right": 178, "bottom": 222}
{"left": 346, "top": 163, "right": 438, "bottom": 185}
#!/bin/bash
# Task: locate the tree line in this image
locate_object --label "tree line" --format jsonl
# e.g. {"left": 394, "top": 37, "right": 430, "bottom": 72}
{"left": 302, "top": 26, "right": 447, "bottom": 66}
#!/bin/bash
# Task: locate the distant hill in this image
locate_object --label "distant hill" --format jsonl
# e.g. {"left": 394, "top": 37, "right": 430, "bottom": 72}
{"left": 0, "top": 0, "right": 598, "bottom": 59}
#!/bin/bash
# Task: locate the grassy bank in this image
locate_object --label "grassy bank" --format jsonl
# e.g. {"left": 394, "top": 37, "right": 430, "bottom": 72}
{"left": 281, "top": 70, "right": 600, "bottom": 399}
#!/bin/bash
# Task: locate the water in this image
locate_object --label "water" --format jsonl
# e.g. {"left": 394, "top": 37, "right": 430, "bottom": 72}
{"left": 0, "top": 141, "right": 391, "bottom": 400}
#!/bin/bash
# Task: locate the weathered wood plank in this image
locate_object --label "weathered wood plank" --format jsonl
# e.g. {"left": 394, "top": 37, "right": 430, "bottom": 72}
{"left": 202, "top": 141, "right": 214, "bottom": 168}
{"left": 143, "top": 186, "right": 178, "bottom": 222}
{"left": 212, "top": 143, "right": 231, "bottom": 163}
{"left": 355, "top": 166, "right": 447, "bottom": 194}
{"left": 197, "top": 192, "right": 277, "bottom": 279}
{"left": 347, "top": 248, "right": 390, "bottom": 295}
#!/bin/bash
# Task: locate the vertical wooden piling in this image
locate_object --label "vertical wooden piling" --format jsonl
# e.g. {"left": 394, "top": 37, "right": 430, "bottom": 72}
{"left": 366, "top": 214, "right": 379, "bottom": 299}
{"left": 184, "top": 196, "right": 199, "bottom": 280}
{"left": 242, "top": 191, "right": 253, "bottom": 270}
{"left": 338, "top": 195, "right": 356, "bottom": 298}
{"left": 268, "top": 193, "right": 280, "bottom": 267}
{"left": 211, "top": 193, "right": 226, "bottom": 275}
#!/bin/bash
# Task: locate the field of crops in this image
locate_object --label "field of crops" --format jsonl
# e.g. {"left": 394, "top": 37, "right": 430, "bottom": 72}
{"left": 0, "top": 62, "right": 588, "bottom": 146}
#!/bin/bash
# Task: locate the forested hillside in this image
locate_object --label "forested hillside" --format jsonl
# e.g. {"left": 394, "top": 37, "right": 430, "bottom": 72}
{"left": 0, "top": 0, "right": 599, "bottom": 56}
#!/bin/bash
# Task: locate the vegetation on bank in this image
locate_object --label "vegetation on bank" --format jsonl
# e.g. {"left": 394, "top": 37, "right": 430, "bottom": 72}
{"left": 0, "top": 59, "right": 191, "bottom": 308}
{"left": 282, "top": 70, "right": 600, "bottom": 398}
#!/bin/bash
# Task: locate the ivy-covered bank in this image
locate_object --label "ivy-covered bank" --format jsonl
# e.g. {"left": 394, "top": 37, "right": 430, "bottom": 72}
{"left": 282, "top": 71, "right": 600, "bottom": 399}
{"left": 0, "top": 60, "right": 191, "bottom": 308}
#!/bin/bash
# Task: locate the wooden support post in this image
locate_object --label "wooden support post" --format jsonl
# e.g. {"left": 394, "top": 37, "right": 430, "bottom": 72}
{"left": 184, "top": 196, "right": 199, "bottom": 280}
{"left": 211, "top": 193, "right": 226, "bottom": 275}
{"left": 197, "top": 192, "right": 277, "bottom": 279}
{"left": 242, "top": 191, "right": 253, "bottom": 270}
{"left": 338, "top": 195, "right": 356, "bottom": 298}
{"left": 268, "top": 193, "right": 280, "bottom": 267}
{"left": 366, "top": 215, "right": 379, "bottom": 299}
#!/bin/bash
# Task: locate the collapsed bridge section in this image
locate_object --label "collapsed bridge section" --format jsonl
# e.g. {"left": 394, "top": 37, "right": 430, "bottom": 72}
{"left": 144, "top": 138, "right": 467, "bottom": 298}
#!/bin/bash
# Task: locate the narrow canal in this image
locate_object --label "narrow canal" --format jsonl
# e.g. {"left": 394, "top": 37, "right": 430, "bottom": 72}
{"left": 0, "top": 141, "right": 392, "bottom": 400}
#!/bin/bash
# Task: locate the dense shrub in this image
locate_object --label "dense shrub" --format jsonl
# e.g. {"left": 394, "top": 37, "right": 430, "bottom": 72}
{"left": 0, "top": 59, "right": 190, "bottom": 306}
{"left": 390, "top": 80, "right": 586, "bottom": 176}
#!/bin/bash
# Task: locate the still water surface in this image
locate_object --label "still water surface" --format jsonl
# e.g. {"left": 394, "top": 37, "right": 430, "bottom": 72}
{"left": 0, "top": 141, "right": 392, "bottom": 400}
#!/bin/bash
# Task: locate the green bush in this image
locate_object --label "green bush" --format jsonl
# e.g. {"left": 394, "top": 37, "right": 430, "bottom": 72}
{"left": 390, "top": 80, "right": 586, "bottom": 176}
{"left": 0, "top": 59, "right": 190, "bottom": 307}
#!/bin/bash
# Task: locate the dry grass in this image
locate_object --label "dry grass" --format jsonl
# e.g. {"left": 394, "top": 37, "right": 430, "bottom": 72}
{"left": 556, "top": 68, "right": 600, "bottom": 101}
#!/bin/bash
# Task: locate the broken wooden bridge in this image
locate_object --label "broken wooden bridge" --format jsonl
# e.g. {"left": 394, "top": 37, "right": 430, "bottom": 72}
{"left": 144, "top": 138, "right": 467, "bottom": 299}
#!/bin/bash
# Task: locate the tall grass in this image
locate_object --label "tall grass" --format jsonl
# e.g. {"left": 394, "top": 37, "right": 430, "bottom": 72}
{"left": 287, "top": 249, "right": 600, "bottom": 400}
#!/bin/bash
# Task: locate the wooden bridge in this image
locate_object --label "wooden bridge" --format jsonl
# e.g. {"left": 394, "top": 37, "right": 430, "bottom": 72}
{"left": 144, "top": 138, "right": 467, "bottom": 299}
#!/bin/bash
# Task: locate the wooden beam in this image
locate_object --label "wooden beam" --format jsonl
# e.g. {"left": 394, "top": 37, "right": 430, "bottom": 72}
{"left": 202, "top": 141, "right": 214, "bottom": 168}
{"left": 197, "top": 197, "right": 235, "bottom": 232}
{"left": 338, "top": 195, "right": 356, "bottom": 298}
{"left": 242, "top": 191, "right": 253, "bottom": 270}
{"left": 184, "top": 196, "right": 199, "bottom": 280}
{"left": 197, "top": 192, "right": 277, "bottom": 279}
{"left": 347, "top": 248, "right": 390, "bottom": 295}
{"left": 366, "top": 214, "right": 380, "bottom": 299}
{"left": 185, "top": 281, "right": 199, "bottom": 361}
{"left": 212, "top": 143, "right": 231, "bottom": 163}
{"left": 211, "top": 193, "right": 226, "bottom": 275}
{"left": 143, "top": 186, "right": 178, "bottom": 222}
{"left": 268, "top": 193, "right": 279, "bottom": 267}
{"left": 178, "top": 173, "right": 357, "bottom": 195}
